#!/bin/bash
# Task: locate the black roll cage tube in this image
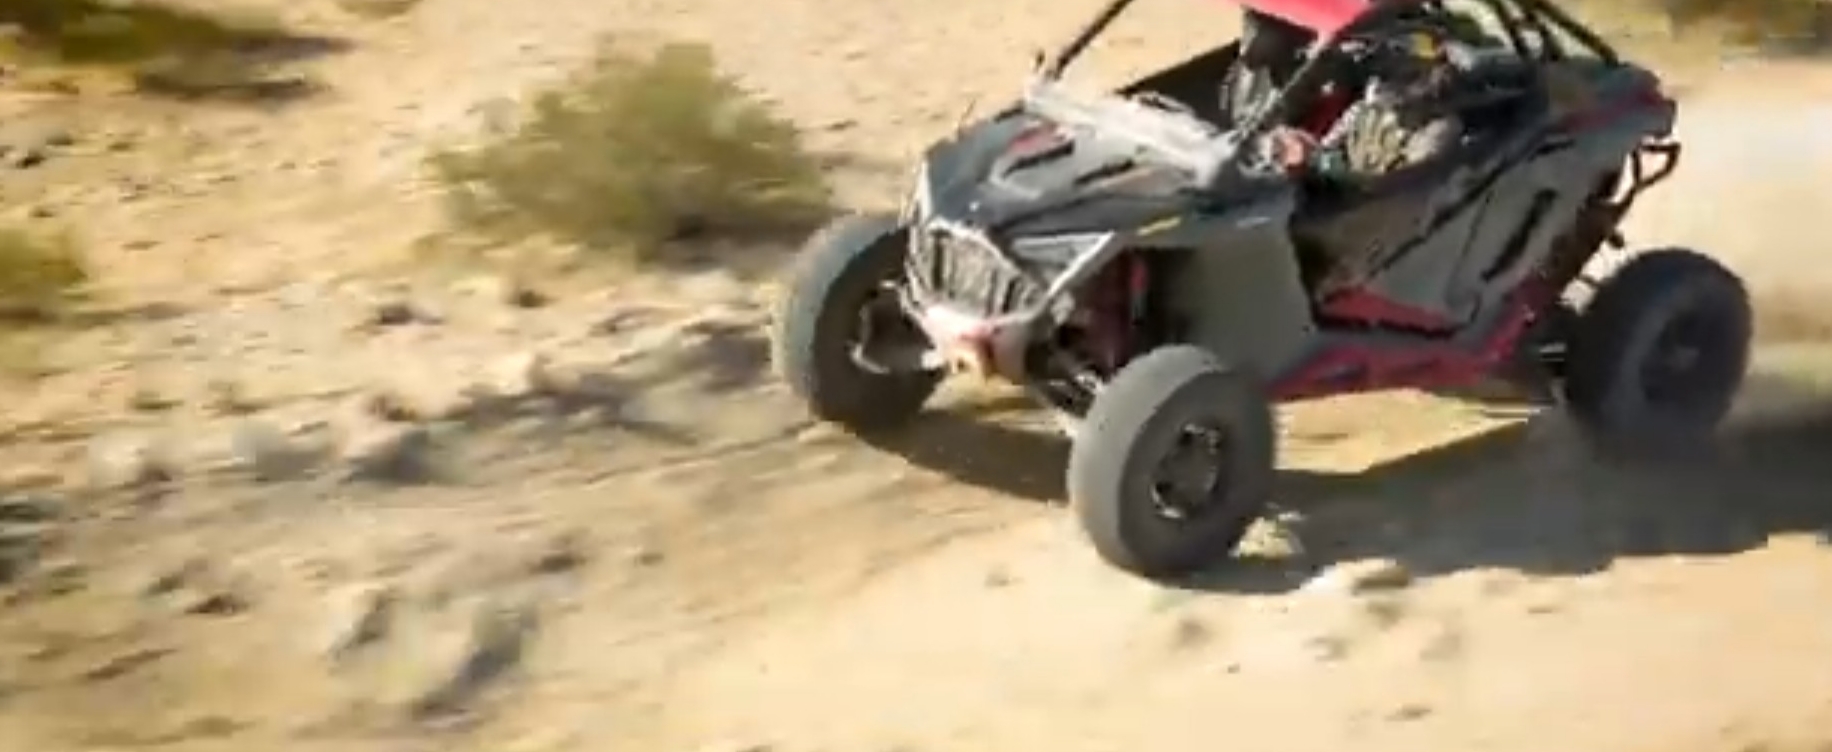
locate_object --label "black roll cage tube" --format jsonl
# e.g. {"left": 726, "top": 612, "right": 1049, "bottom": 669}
{"left": 1044, "top": 0, "right": 1622, "bottom": 92}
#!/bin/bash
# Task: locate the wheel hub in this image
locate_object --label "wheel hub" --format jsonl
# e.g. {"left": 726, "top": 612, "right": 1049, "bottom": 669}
{"left": 1150, "top": 423, "right": 1231, "bottom": 521}
{"left": 849, "top": 282, "right": 934, "bottom": 374}
{"left": 1639, "top": 312, "right": 1720, "bottom": 409}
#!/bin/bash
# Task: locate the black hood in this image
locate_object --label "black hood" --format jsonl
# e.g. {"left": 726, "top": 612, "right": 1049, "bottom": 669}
{"left": 919, "top": 110, "right": 1193, "bottom": 238}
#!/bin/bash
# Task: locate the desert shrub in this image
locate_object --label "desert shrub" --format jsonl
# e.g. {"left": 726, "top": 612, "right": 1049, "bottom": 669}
{"left": 429, "top": 40, "right": 832, "bottom": 268}
{"left": 0, "top": 0, "right": 292, "bottom": 65}
{"left": 0, "top": 226, "right": 88, "bottom": 322}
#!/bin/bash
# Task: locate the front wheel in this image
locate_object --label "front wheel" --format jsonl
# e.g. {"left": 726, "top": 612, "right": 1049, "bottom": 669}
{"left": 1068, "top": 346, "right": 1277, "bottom": 580}
{"left": 1563, "top": 248, "right": 1752, "bottom": 454}
{"left": 771, "top": 213, "right": 940, "bottom": 432}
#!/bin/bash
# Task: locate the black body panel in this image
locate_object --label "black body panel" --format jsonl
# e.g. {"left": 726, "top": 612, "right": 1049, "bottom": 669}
{"left": 920, "top": 112, "right": 1196, "bottom": 238}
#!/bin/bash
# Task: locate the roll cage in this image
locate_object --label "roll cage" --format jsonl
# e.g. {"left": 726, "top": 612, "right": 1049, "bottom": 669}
{"left": 1044, "top": 0, "right": 1624, "bottom": 93}
{"left": 1032, "top": 0, "right": 1629, "bottom": 188}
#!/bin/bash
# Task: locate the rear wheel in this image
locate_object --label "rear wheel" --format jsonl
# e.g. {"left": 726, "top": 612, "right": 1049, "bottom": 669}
{"left": 771, "top": 213, "right": 940, "bottom": 432}
{"left": 1068, "top": 346, "right": 1277, "bottom": 580}
{"left": 1563, "top": 248, "right": 1751, "bottom": 454}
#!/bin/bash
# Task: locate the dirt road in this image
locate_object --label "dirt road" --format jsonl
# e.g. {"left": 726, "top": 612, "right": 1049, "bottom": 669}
{"left": 0, "top": 1, "right": 1830, "bottom": 751}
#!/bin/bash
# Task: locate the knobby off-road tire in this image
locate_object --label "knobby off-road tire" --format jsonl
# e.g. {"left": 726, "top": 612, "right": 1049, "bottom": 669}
{"left": 771, "top": 212, "right": 939, "bottom": 432}
{"left": 1564, "top": 248, "right": 1751, "bottom": 455}
{"left": 1069, "top": 346, "right": 1277, "bottom": 581}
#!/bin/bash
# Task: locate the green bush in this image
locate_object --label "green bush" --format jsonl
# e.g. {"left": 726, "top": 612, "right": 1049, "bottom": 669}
{"left": 429, "top": 40, "right": 832, "bottom": 268}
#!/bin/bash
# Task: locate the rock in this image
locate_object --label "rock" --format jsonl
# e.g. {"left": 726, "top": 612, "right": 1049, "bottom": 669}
{"left": 322, "top": 584, "right": 398, "bottom": 661}
{"left": 7, "top": 146, "right": 46, "bottom": 169}
{"left": 340, "top": 420, "right": 437, "bottom": 483}
{"left": 410, "top": 601, "right": 539, "bottom": 719}
{"left": 367, "top": 299, "right": 436, "bottom": 328}
{"left": 544, "top": 364, "right": 625, "bottom": 408}
{"left": 140, "top": 559, "right": 253, "bottom": 617}
{"left": 627, "top": 546, "right": 664, "bottom": 568}
{"left": 1360, "top": 596, "right": 1408, "bottom": 629}
{"left": 126, "top": 382, "right": 181, "bottom": 412}
{"left": 506, "top": 286, "right": 550, "bottom": 309}
{"left": 143, "top": 559, "right": 206, "bottom": 597}
{"left": 1301, "top": 558, "right": 1413, "bottom": 595}
{"left": 453, "top": 274, "right": 549, "bottom": 308}
{"left": 1303, "top": 634, "right": 1350, "bottom": 663}
{"left": 86, "top": 433, "right": 176, "bottom": 489}
{"left": 1388, "top": 703, "right": 1432, "bottom": 722}
{"left": 1169, "top": 615, "right": 1213, "bottom": 651}
{"left": 528, "top": 531, "right": 588, "bottom": 575}
{"left": 227, "top": 419, "right": 332, "bottom": 482}
{"left": 205, "top": 378, "right": 261, "bottom": 415}
{"left": 183, "top": 590, "right": 250, "bottom": 617}
{"left": 485, "top": 351, "right": 555, "bottom": 401}
{"left": 81, "top": 647, "right": 174, "bottom": 682}
{"left": 1236, "top": 515, "right": 1306, "bottom": 560}
{"left": 361, "top": 383, "right": 469, "bottom": 423}
{"left": 590, "top": 307, "right": 655, "bottom": 336}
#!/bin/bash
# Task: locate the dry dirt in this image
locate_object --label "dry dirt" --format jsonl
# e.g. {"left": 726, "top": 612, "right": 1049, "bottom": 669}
{"left": 0, "top": 1, "right": 1831, "bottom": 752}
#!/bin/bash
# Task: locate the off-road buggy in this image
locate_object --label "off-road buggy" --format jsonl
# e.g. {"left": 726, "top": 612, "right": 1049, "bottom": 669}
{"left": 770, "top": 0, "right": 1751, "bottom": 581}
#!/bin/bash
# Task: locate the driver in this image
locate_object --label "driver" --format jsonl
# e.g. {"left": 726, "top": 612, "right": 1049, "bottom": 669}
{"left": 1264, "top": 27, "right": 1468, "bottom": 183}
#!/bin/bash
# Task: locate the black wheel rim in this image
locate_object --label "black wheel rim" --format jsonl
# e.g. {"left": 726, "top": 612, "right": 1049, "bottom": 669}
{"left": 847, "top": 282, "right": 922, "bottom": 372}
{"left": 1638, "top": 306, "right": 1735, "bottom": 412}
{"left": 1149, "top": 421, "right": 1233, "bottom": 522}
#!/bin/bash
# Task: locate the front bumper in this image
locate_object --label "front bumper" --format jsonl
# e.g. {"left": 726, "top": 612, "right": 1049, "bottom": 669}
{"left": 900, "top": 218, "right": 1119, "bottom": 380}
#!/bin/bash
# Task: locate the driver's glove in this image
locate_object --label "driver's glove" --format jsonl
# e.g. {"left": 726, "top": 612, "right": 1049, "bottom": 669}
{"left": 1266, "top": 126, "right": 1320, "bottom": 174}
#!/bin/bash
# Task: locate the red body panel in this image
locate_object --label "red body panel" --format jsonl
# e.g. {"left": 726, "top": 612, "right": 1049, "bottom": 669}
{"left": 1271, "top": 279, "right": 1555, "bottom": 401}
{"left": 1228, "top": 0, "right": 1372, "bottom": 37}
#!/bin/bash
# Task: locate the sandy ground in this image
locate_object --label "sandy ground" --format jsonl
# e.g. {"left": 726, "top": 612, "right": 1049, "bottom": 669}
{"left": 0, "top": 1, "right": 1830, "bottom": 751}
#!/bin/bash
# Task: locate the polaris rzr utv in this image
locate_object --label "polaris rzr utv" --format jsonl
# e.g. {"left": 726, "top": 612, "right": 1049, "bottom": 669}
{"left": 770, "top": 0, "right": 1751, "bottom": 582}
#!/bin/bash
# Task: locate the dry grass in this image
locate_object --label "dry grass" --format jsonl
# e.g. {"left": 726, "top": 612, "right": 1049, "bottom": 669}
{"left": 1573, "top": 0, "right": 1832, "bottom": 52}
{"left": 428, "top": 39, "right": 832, "bottom": 270}
{"left": 0, "top": 225, "right": 88, "bottom": 323}
{"left": 1653, "top": 0, "right": 1832, "bottom": 49}
{"left": 334, "top": 0, "right": 426, "bottom": 20}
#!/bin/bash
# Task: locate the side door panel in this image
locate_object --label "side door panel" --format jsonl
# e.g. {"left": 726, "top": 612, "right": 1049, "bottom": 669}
{"left": 1353, "top": 159, "right": 1501, "bottom": 321}
{"left": 1435, "top": 133, "right": 1593, "bottom": 317}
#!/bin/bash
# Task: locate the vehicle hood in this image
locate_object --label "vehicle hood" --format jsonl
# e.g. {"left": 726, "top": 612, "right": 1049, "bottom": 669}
{"left": 919, "top": 111, "right": 1194, "bottom": 238}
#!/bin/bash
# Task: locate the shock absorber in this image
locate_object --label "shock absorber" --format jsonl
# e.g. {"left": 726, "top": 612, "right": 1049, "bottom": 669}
{"left": 1126, "top": 256, "right": 1152, "bottom": 357}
